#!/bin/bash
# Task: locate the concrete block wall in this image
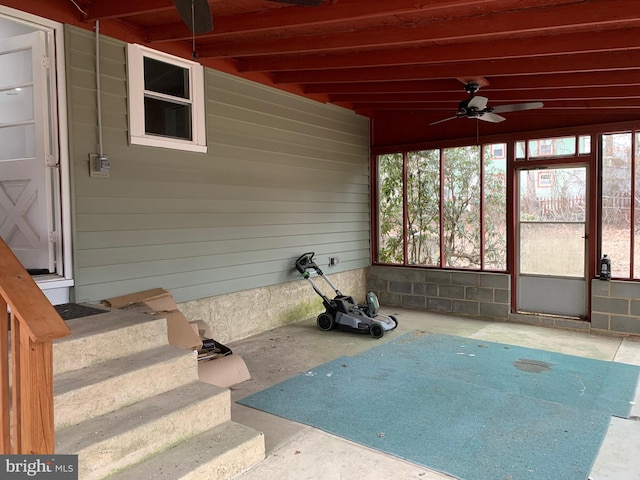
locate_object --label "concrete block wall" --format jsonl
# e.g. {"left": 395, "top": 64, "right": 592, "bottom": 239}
{"left": 591, "top": 279, "right": 640, "bottom": 335}
{"left": 367, "top": 266, "right": 511, "bottom": 320}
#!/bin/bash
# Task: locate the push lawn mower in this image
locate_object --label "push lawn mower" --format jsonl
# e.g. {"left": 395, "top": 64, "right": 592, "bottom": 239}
{"left": 295, "top": 252, "right": 398, "bottom": 339}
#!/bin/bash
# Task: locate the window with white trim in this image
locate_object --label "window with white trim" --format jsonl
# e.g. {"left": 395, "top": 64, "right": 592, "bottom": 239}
{"left": 127, "top": 44, "right": 206, "bottom": 152}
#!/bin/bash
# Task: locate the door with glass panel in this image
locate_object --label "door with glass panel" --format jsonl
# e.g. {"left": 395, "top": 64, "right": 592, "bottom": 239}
{"left": 517, "top": 166, "right": 588, "bottom": 317}
{"left": 0, "top": 31, "right": 54, "bottom": 271}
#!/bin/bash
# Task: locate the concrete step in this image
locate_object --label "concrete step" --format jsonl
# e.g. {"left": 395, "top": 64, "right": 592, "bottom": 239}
{"left": 55, "top": 381, "right": 232, "bottom": 480}
{"left": 51, "top": 307, "right": 264, "bottom": 479}
{"left": 105, "top": 421, "right": 265, "bottom": 480}
{"left": 54, "top": 308, "right": 168, "bottom": 375}
{"left": 54, "top": 344, "right": 197, "bottom": 428}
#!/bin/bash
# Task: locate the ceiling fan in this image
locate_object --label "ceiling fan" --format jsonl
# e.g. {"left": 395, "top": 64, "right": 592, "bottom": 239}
{"left": 173, "top": 0, "right": 324, "bottom": 35}
{"left": 430, "top": 82, "right": 543, "bottom": 126}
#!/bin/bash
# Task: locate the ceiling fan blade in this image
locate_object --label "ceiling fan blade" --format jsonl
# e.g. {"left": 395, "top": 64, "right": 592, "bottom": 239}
{"left": 174, "top": 0, "right": 213, "bottom": 34}
{"left": 479, "top": 112, "right": 506, "bottom": 123}
{"left": 467, "top": 95, "right": 488, "bottom": 110}
{"left": 269, "top": 0, "right": 324, "bottom": 5}
{"left": 492, "top": 102, "right": 544, "bottom": 113}
{"left": 429, "top": 115, "right": 459, "bottom": 126}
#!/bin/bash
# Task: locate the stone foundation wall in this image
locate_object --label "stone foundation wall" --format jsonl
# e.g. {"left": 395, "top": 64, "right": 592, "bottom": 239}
{"left": 591, "top": 279, "right": 640, "bottom": 335}
{"left": 367, "top": 266, "right": 511, "bottom": 320}
{"left": 178, "top": 268, "right": 367, "bottom": 343}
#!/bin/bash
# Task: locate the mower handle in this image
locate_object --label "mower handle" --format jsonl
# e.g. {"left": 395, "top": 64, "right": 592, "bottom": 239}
{"left": 295, "top": 252, "right": 323, "bottom": 276}
{"left": 295, "top": 251, "right": 342, "bottom": 301}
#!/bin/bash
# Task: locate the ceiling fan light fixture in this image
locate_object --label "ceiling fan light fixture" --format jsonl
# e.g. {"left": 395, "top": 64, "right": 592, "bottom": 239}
{"left": 463, "top": 82, "right": 481, "bottom": 96}
{"left": 430, "top": 83, "right": 543, "bottom": 126}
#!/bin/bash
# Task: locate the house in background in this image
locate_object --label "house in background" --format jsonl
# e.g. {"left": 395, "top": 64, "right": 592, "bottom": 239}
{"left": 1, "top": 0, "right": 640, "bottom": 342}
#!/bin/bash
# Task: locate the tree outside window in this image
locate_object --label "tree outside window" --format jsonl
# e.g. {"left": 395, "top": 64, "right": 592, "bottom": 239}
{"left": 407, "top": 150, "right": 440, "bottom": 266}
{"left": 377, "top": 153, "right": 404, "bottom": 264}
{"left": 376, "top": 144, "right": 507, "bottom": 271}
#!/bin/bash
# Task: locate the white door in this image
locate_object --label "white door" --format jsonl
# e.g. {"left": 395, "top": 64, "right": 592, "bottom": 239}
{"left": 0, "top": 31, "right": 54, "bottom": 272}
{"left": 516, "top": 166, "right": 588, "bottom": 317}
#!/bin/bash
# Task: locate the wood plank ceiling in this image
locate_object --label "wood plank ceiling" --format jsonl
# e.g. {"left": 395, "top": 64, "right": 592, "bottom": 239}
{"left": 9, "top": 0, "right": 640, "bottom": 146}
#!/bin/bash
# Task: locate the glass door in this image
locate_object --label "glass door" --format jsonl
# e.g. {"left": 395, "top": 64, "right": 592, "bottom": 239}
{"left": 516, "top": 166, "right": 588, "bottom": 317}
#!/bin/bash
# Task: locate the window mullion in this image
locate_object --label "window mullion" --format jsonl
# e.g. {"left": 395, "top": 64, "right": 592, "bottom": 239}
{"left": 480, "top": 145, "right": 486, "bottom": 270}
{"left": 439, "top": 149, "right": 445, "bottom": 268}
{"left": 143, "top": 89, "right": 193, "bottom": 106}
{"left": 402, "top": 151, "right": 409, "bottom": 265}
{"left": 631, "top": 131, "right": 637, "bottom": 277}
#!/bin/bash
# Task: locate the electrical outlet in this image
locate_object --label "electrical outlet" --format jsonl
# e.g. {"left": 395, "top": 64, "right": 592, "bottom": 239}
{"left": 89, "top": 153, "right": 110, "bottom": 178}
{"left": 329, "top": 256, "right": 340, "bottom": 266}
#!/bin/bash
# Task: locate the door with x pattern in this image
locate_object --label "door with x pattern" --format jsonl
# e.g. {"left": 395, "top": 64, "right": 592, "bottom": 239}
{"left": 0, "top": 31, "right": 54, "bottom": 272}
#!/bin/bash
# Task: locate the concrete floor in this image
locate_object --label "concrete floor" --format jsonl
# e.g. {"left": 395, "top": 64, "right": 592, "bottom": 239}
{"left": 228, "top": 308, "right": 640, "bottom": 480}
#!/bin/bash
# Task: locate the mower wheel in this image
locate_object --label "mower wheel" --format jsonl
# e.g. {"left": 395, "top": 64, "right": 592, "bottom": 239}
{"left": 370, "top": 322, "right": 385, "bottom": 339}
{"left": 389, "top": 315, "right": 399, "bottom": 330}
{"left": 317, "top": 312, "right": 335, "bottom": 331}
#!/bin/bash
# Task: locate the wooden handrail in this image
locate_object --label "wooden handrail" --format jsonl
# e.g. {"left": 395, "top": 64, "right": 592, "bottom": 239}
{"left": 0, "top": 237, "right": 71, "bottom": 454}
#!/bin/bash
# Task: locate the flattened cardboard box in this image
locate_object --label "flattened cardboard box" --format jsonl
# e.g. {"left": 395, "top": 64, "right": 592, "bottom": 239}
{"left": 103, "top": 288, "right": 250, "bottom": 387}
{"left": 103, "top": 288, "right": 173, "bottom": 310}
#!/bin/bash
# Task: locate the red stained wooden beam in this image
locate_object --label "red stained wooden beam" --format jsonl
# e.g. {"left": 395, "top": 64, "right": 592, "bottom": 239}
{"left": 84, "top": 0, "right": 175, "bottom": 20}
{"left": 273, "top": 50, "right": 640, "bottom": 84}
{"left": 147, "top": 0, "right": 576, "bottom": 42}
{"left": 198, "top": 0, "right": 640, "bottom": 58}
{"left": 237, "top": 28, "right": 640, "bottom": 72}
{"left": 329, "top": 85, "right": 640, "bottom": 104}
{"left": 303, "top": 71, "right": 640, "bottom": 94}
{"left": 350, "top": 99, "right": 640, "bottom": 111}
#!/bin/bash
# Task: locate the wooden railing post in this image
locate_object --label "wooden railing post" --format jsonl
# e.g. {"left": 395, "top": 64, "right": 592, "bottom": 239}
{"left": 1, "top": 297, "right": 10, "bottom": 452}
{"left": 10, "top": 314, "right": 21, "bottom": 453}
{"left": 0, "top": 237, "right": 70, "bottom": 454}
{"left": 11, "top": 317, "right": 56, "bottom": 454}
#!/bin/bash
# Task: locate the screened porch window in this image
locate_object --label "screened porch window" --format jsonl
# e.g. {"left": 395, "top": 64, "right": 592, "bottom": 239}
{"left": 376, "top": 144, "right": 507, "bottom": 271}
{"left": 600, "top": 130, "right": 640, "bottom": 279}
